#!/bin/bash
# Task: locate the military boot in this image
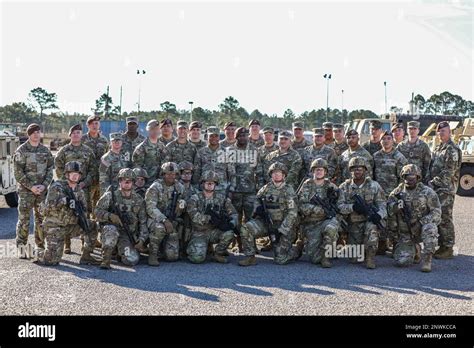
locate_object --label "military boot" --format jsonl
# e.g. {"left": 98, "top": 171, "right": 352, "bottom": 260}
{"left": 365, "top": 249, "right": 376, "bottom": 269}
{"left": 213, "top": 254, "right": 228, "bottom": 264}
{"left": 421, "top": 253, "right": 432, "bottom": 272}
{"left": 320, "top": 256, "right": 332, "bottom": 268}
{"left": 293, "top": 239, "right": 304, "bottom": 260}
{"left": 238, "top": 255, "right": 257, "bottom": 267}
{"left": 80, "top": 247, "right": 101, "bottom": 265}
{"left": 80, "top": 235, "right": 85, "bottom": 253}
{"left": 376, "top": 240, "right": 388, "bottom": 255}
{"left": 100, "top": 248, "right": 113, "bottom": 269}
{"left": 413, "top": 244, "right": 421, "bottom": 264}
{"left": 64, "top": 235, "right": 71, "bottom": 254}
{"left": 148, "top": 244, "right": 160, "bottom": 266}
{"left": 433, "top": 246, "right": 453, "bottom": 259}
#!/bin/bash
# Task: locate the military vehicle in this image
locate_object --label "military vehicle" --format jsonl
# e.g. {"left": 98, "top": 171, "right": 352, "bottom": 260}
{"left": 0, "top": 129, "right": 19, "bottom": 207}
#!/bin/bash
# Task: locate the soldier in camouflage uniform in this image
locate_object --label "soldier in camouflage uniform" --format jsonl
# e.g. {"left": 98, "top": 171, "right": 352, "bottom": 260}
{"left": 158, "top": 118, "right": 176, "bottom": 145}
{"left": 188, "top": 121, "right": 206, "bottom": 150}
{"left": 322, "top": 122, "right": 335, "bottom": 147}
{"left": 397, "top": 121, "right": 432, "bottom": 183}
{"left": 291, "top": 121, "right": 312, "bottom": 155}
{"left": 194, "top": 126, "right": 236, "bottom": 192}
{"left": 429, "top": 121, "right": 462, "bottom": 260}
{"left": 145, "top": 162, "right": 186, "bottom": 266}
{"left": 373, "top": 130, "right": 408, "bottom": 254}
{"left": 99, "top": 133, "right": 132, "bottom": 196}
{"left": 220, "top": 121, "right": 237, "bottom": 148}
{"left": 248, "top": 119, "right": 265, "bottom": 147}
{"left": 14, "top": 124, "right": 54, "bottom": 256}
{"left": 387, "top": 164, "right": 441, "bottom": 272}
{"left": 298, "top": 159, "right": 343, "bottom": 267}
{"left": 332, "top": 123, "right": 349, "bottom": 156}
{"left": 362, "top": 120, "right": 383, "bottom": 156}
{"left": 186, "top": 171, "right": 238, "bottom": 263}
{"left": 165, "top": 120, "right": 198, "bottom": 166}
{"left": 339, "top": 157, "right": 387, "bottom": 269}
{"left": 132, "top": 119, "right": 168, "bottom": 184}
{"left": 178, "top": 161, "right": 198, "bottom": 256}
{"left": 258, "top": 126, "right": 278, "bottom": 158}
{"left": 261, "top": 130, "right": 302, "bottom": 190}
{"left": 95, "top": 168, "right": 148, "bottom": 269}
{"left": 338, "top": 129, "right": 374, "bottom": 182}
{"left": 133, "top": 167, "right": 149, "bottom": 198}
{"left": 392, "top": 122, "right": 405, "bottom": 145}
{"left": 300, "top": 128, "right": 338, "bottom": 180}
{"left": 81, "top": 115, "right": 109, "bottom": 217}
{"left": 238, "top": 163, "right": 303, "bottom": 266}
{"left": 55, "top": 124, "right": 96, "bottom": 254}
{"left": 121, "top": 116, "right": 146, "bottom": 163}
{"left": 36, "top": 161, "right": 100, "bottom": 266}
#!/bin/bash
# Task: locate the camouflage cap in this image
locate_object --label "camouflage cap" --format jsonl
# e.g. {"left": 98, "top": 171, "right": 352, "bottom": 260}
{"left": 189, "top": 121, "right": 202, "bottom": 130}
{"left": 86, "top": 115, "right": 101, "bottom": 124}
{"left": 310, "top": 158, "right": 328, "bottom": 171}
{"left": 345, "top": 129, "right": 358, "bottom": 138}
{"left": 279, "top": 130, "right": 292, "bottom": 138}
{"left": 407, "top": 121, "right": 420, "bottom": 129}
{"left": 109, "top": 132, "right": 123, "bottom": 141}
{"left": 118, "top": 168, "right": 136, "bottom": 181}
{"left": 436, "top": 121, "right": 449, "bottom": 131}
{"left": 262, "top": 126, "right": 274, "bottom": 134}
{"left": 322, "top": 122, "right": 333, "bottom": 129}
{"left": 201, "top": 170, "right": 220, "bottom": 184}
{"left": 207, "top": 126, "right": 220, "bottom": 135}
{"left": 146, "top": 119, "right": 159, "bottom": 131}
{"left": 69, "top": 124, "right": 82, "bottom": 136}
{"left": 178, "top": 161, "right": 194, "bottom": 172}
{"left": 65, "top": 161, "right": 82, "bottom": 173}
{"left": 126, "top": 116, "right": 138, "bottom": 124}
{"left": 349, "top": 156, "right": 368, "bottom": 170}
{"left": 268, "top": 162, "right": 288, "bottom": 175}
{"left": 26, "top": 123, "right": 41, "bottom": 136}
{"left": 292, "top": 121, "right": 304, "bottom": 129}
{"left": 161, "top": 162, "right": 179, "bottom": 174}
{"left": 400, "top": 164, "right": 421, "bottom": 179}
{"left": 160, "top": 118, "right": 173, "bottom": 128}
{"left": 177, "top": 120, "right": 188, "bottom": 129}
{"left": 132, "top": 167, "right": 149, "bottom": 179}
{"left": 312, "top": 128, "right": 324, "bottom": 136}
{"left": 369, "top": 120, "right": 382, "bottom": 129}
{"left": 333, "top": 123, "right": 344, "bottom": 130}
{"left": 248, "top": 119, "right": 261, "bottom": 127}
{"left": 391, "top": 122, "right": 404, "bottom": 132}
{"left": 235, "top": 127, "right": 249, "bottom": 138}
{"left": 223, "top": 121, "right": 236, "bottom": 130}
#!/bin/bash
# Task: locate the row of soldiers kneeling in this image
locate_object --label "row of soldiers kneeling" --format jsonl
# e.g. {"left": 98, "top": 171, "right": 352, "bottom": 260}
{"left": 14, "top": 115, "right": 462, "bottom": 272}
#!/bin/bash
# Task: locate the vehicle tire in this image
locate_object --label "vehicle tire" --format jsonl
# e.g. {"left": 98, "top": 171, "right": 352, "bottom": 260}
{"left": 5, "top": 191, "right": 19, "bottom": 208}
{"left": 457, "top": 165, "right": 474, "bottom": 196}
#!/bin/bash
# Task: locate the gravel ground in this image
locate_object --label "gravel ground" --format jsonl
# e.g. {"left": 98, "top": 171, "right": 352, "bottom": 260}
{"left": 0, "top": 195, "right": 472, "bottom": 315}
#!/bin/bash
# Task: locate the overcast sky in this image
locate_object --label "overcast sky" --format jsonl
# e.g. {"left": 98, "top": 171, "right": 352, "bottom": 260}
{"left": 1, "top": 0, "right": 472, "bottom": 117}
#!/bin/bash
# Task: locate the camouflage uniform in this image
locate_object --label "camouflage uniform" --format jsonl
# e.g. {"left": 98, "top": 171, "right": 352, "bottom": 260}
{"left": 190, "top": 139, "right": 207, "bottom": 150}
{"left": 397, "top": 138, "right": 432, "bottom": 182}
{"left": 373, "top": 148, "right": 408, "bottom": 195}
{"left": 186, "top": 190, "right": 237, "bottom": 263}
{"left": 388, "top": 179, "right": 441, "bottom": 269}
{"left": 333, "top": 141, "right": 349, "bottom": 156}
{"left": 339, "top": 145, "right": 374, "bottom": 181}
{"left": 362, "top": 140, "right": 382, "bottom": 156}
{"left": 219, "top": 138, "right": 237, "bottom": 148}
{"left": 121, "top": 132, "right": 146, "bottom": 163}
{"left": 133, "top": 167, "right": 149, "bottom": 198}
{"left": 291, "top": 137, "right": 312, "bottom": 156}
{"left": 165, "top": 139, "right": 198, "bottom": 167}
{"left": 145, "top": 177, "right": 186, "bottom": 263}
{"left": 301, "top": 144, "right": 338, "bottom": 180}
{"left": 14, "top": 141, "right": 54, "bottom": 248}
{"left": 193, "top": 145, "right": 236, "bottom": 192}
{"left": 429, "top": 138, "right": 462, "bottom": 250}
{"left": 158, "top": 135, "right": 175, "bottom": 146}
{"left": 249, "top": 135, "right": 265, "bottom": 148}
{"left": 262, "top": 148, "right": 302, "bottom": 190}
{"left": 81, "top": 132, "right": 109, "bottom": 214}
{"left": 99, "top": 143, "right": 132, "bottom": 196}
{"left": 258, "top": 143, "right": 279, "bottom": 158}
{"left": 298, "top": 177, "right": 343, "bottom": 265}
{"left": 132, "top": 138, "right": 168, "bottom": 183}
{"left": 95, "top": 185, "right": 148, "bottom": 267}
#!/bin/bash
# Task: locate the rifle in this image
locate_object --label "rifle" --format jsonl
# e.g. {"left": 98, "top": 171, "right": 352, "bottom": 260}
{"left": 109, "top": 186, "right": 136, "bottom": 244}
{"left": 65, "top": 185, "right": 90, "bottom": 233}
{"left": 164, "top": 186, "right": 180, "bottom": 222}
{"left": 352, "top": 193, "right": 385, "bottom": 230}
{"left": 205, "top": 201, "right": 237, "bottom": 234}
{"left": 309, "top": 187, "right": 349, "bottom": 232}
{"left": 256, "top": 197, "right": 280, "bottom": 245}
{"left": 394, "top": 192, "right": 413, "bottom": 235}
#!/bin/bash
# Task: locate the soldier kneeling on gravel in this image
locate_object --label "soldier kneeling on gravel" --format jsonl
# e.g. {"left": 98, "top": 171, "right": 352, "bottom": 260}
{"left": 239, "top": 162, "right": 303, "bottom": 266}
{"left": 95, "top": 168, "right": 148, "bottom": 269}
{"left": 186, "top": 171, "right": 238, "bottom": 264}
{"left": 35, "top": 161, "right": 101, "bottom": 266}
{"left": 387, "top": 164, "right": 441, "bottom": 272}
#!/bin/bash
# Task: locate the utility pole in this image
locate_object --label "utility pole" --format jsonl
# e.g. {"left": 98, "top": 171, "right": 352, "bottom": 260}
{"left": 189, "top": 101, "right": 194, "bottom": 123}
{"left": 323, "top": 73, "right": 332, "bottom": 122}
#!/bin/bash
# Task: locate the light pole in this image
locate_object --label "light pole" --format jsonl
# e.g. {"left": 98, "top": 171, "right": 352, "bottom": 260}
{"left": 384, "top": 81, "right": 387, "bottom": 114}
{"left": 323, "top": 73, "right": 332, "bottom": 122}
{"left": 189, "top": 101, "right": 194, "bottom": 123}
{"left": 137, "top": 69, "right": 146, "bottom": 113}
{"left": 341, "top": 89, "right": 344, "bottom": 124}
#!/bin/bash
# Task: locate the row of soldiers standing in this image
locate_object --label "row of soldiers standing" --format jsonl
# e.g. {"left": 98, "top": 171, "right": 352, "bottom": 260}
{"left": 14, "top": 115, "right": 461, "bottom": 272}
